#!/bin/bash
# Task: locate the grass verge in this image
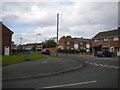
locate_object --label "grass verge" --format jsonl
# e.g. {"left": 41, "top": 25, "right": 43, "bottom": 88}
{"left": 2, "top": 54, "right": 47, "bottom": 66}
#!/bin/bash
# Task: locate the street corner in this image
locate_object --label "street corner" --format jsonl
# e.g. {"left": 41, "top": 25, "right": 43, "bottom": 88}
{"left": 2, "top": 57, "right": 84, "bottom": 80}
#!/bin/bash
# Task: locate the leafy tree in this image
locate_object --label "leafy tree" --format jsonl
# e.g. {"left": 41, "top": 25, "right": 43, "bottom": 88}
{"left": 43, "top": 39, "right": 56, "bottom": 48}
{"left": 31, "top": 47, "right": 36, "bottom": 51}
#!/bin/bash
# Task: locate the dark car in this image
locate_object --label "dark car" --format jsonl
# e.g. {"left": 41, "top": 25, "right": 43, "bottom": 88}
{"left": 97, "top": 51, "right": 114, "bottom": 57}
{"left": 41, "top": 49, "right": 50, "bottom": 55}
{"left": 97, "top": 51, "right": 103, "bottom": 57}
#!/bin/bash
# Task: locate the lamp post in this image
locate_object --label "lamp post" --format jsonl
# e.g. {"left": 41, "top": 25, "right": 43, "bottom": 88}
{"left": 36, "top": 34, "right": 41, "bottom": 51}
{"left": 56, "top": 13, "right": 59, "bottom": 56}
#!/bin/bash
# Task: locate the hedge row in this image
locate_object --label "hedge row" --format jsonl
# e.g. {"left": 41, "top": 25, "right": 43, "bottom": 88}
{"left": 58, "top": 49, "right": 86, "bottom": 53}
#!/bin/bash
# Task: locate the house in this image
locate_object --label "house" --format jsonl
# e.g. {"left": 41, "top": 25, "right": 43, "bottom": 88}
{"left": 91, "top": 27, "right": 120, "bottom": 56}
{"left": 74, "top": 37, "right": 91, "bottom": 53}
{"left": 58, "top": 36, "right": 74, "bottom": 50}
{"left": 0, "top": 22, "right": 14, "bottom": 55}
{"left": 11, "top": 42, "right": 17, "bottom": 50}
{"left": 58, "top": 36, "right": 91, "bottom": 52}
{"left": 18, "top": 43, "right": 43, "bottom": 51}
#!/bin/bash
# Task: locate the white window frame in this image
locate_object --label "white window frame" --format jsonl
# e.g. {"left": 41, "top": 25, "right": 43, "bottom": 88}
{"left": 66, "top": 42, "right": 70, "bottom": 44}
{"left": 113, "top": 37, "right": 119, "bottom": 41}
{"left": 104, "top": 38, "right": 109, "bottom": 42}
{"left": 110, "top": 47, "right": 114, "bottom": 52}
{"left": 67, "top": 47, "right": 69, "bottom": 49}
{"left": 80, "top": 42, "right": 83, "bottom": 45}
{"left": 95, "top": 39, "right": 98, "bottom": 42}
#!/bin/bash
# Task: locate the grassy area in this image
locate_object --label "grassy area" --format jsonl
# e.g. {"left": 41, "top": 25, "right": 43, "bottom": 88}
{"left": 0, "top": 55, "right": 2, "bottom": 66}
{"left": 2, "top": 54, "right": 47, "bottom": 66}
{"left": 2, "top": 53, "right": 63, "bottom": 66}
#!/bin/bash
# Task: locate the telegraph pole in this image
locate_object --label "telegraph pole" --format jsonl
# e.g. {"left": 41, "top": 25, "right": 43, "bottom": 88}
{"left": 56, "top": 13, "right": 59, "bottom": 56}
{"left": 20, "top": 37, "right": 22, "bottom": 45}
{"left": 36, "top": 34, "right": 41, "bottom": 51}
{"left": 19, "top": 37, "right": 23, "bottom": 51}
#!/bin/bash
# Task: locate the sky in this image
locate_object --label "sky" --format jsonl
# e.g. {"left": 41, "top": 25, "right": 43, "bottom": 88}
{"left": 0, "top": 0, "right": 119, "bottom": 45}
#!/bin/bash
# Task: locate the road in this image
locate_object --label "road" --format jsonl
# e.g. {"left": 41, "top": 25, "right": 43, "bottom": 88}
{"left": 2, "top": 54, "right": 119, "bottom": 89}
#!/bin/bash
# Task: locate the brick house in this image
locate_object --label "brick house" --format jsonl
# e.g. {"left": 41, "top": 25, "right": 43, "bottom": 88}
{"left": 58, "top": 36, "right": 74, "bottom": 50}
{"left": 91, "top": 27, "right": 120, "bottom": 56}
{"left": 58, "top": 36, "right": 91, "bottom": 52}
{"left": 0, "top": 22, "right": 14, "bottom": 55}
{"left": 74, "top": 37, "right": 91, "bottom": 52}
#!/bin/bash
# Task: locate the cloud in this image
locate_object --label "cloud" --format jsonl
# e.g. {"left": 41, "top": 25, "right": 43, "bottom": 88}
{"left": 2, "top": 2, "right": 118, "bottom": 45}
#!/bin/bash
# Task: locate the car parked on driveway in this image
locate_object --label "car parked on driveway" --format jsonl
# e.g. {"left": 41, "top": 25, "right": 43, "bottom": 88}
{"left": 41, "top": 49, "right": 50, "bottom": 55}
{"left": 97, "top": 51, "right": 114, "bottom": 57}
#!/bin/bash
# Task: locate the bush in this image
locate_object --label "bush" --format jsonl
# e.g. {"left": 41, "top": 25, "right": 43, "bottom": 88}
{"left": 58, "top": 49, "right": 80, "bottom": 53}
{"left": 80, "top": 49, "right": 86, "bottom": 52}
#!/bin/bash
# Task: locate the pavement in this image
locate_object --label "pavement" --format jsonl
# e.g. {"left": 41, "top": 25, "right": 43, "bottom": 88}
{"left": 2, "top": 56, "right": 83, "bottom": 80}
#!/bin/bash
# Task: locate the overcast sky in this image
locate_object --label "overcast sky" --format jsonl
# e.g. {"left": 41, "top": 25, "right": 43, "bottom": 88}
{"left": 1, "top": 0, "right": 119, "bottom": 45}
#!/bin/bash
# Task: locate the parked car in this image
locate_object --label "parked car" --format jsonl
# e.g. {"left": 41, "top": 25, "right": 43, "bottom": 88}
{"left": 41, "top": 49, "right": 50, "bottom": 55}
{"left": 97, "top": 51, "right": 103, "bottom": 57}
{"left": 97, "top": 51, "right": 114, "bottom": 57}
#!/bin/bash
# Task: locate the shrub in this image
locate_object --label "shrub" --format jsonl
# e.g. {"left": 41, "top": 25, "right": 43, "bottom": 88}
{"left": 58, "top": 49, "right": 80, "bottom": 53}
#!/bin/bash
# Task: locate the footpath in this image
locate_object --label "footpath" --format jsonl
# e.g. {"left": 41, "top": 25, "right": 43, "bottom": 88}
{"left": 3, "top": 57, "right": 83, "bottom": 80}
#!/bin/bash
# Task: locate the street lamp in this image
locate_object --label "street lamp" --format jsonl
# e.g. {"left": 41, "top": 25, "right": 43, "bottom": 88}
{"left": 36, "top": 33, "right": 41, "bottom": 51}
{"left": 56, "top": 13, "right": 59, "bottom": 56}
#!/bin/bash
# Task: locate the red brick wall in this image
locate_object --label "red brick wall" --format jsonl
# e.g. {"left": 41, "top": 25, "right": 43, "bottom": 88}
{"left": 1, "top": 23, "right": 13, "bottom": 54}
{"left": 110, "top": 37, "right": 120, "bottom": 47}
{"left": 91, "top": 37, "right": 120, "bottom": 47}
{"left": 78, "top": 42, "right": 86, "bottom": 49}
{"left": 44, "top": 48, "right": 57, "bottom": 52}
{"left": 91, "top": 36, "right": 120, "bottom": 56}
{"left": 80, "top": 52, "right": 93, "bottom": 55}
{"left": 59, "top": 37, "right": 74, "bottom": 49}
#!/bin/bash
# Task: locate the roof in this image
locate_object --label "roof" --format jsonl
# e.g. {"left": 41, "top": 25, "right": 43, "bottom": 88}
{"left": 92, "top": 28, "right": 120, "bottom": 39}
{"left": 0, "top": 22, "right": 14, "bottom": 34}
{"left": 61, "top": 36, "right": 74, "bottom": 42}
{"left": 74, "top": 38, "right": 90, "bottom": 43}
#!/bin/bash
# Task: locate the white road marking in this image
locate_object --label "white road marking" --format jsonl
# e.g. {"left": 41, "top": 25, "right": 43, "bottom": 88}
{"left": 41, "top": 81, "right": 97, "bottom": 89}
{"left": 93, "top": 63, "right": 99, "bottom": 66}
{"left": 84, "top": 61, "right": 120, "bottom": 69}
{"left": 99, "top": 64, "right": 104, "bottom": 67}
{"left": 103, "top": 65, "right": 110, "bottom": 68}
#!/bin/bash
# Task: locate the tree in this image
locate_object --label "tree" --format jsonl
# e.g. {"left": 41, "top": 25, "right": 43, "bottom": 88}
{"left": 43, "top": 39, "right": 56, "bottom": 48}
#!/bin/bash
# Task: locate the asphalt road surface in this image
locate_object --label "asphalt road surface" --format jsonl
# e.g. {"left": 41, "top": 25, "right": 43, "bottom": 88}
{"left": 2, "top": 53, "right": 119, "bottom": 89}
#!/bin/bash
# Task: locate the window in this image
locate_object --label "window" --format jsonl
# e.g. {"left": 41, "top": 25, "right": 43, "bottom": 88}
{"left": 80, "top": 42, "right": 83, "bottom": 45}
{"left": 104, "top": 38, "right": 108, "bottom": 42}
{"left": 66, "top": 42, "right": 70, "bottom": 44}
{"left": 95, "top": 39, "right": 98, "bottom": 42}
{"left": 114, "top": 37, "right": 119, "bottom": 41}
{"left": 71, "top": 48, "right": 73, "bottom": 50}
{"left": 110, "top": 47, "right": 114, "bottom": 52}
{"left": 67, "top": 47, "right": 69, "bottom": 49}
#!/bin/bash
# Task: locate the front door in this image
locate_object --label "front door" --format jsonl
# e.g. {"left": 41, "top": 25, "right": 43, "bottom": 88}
{"left": 117, "top": 47, "right": 120, "bottom": 56}
{"left": 74, "top": 44, "right": 78, "bottom": 50}
{"left": 4, "top": 46, "right": 10, "bottom": 55}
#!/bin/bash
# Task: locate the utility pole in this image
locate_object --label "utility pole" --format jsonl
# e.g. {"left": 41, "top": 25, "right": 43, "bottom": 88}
{"left": 19, "top": 37, "right": 22, "bottom": 51}
{"left": 36, "top": 34, "right": 41, "bottom": 51}
{"left": 56, "top": 13, "right": 59, "bottom": 56}
{"left": 20, "top": 37, "right": 22, "bottom": 45}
